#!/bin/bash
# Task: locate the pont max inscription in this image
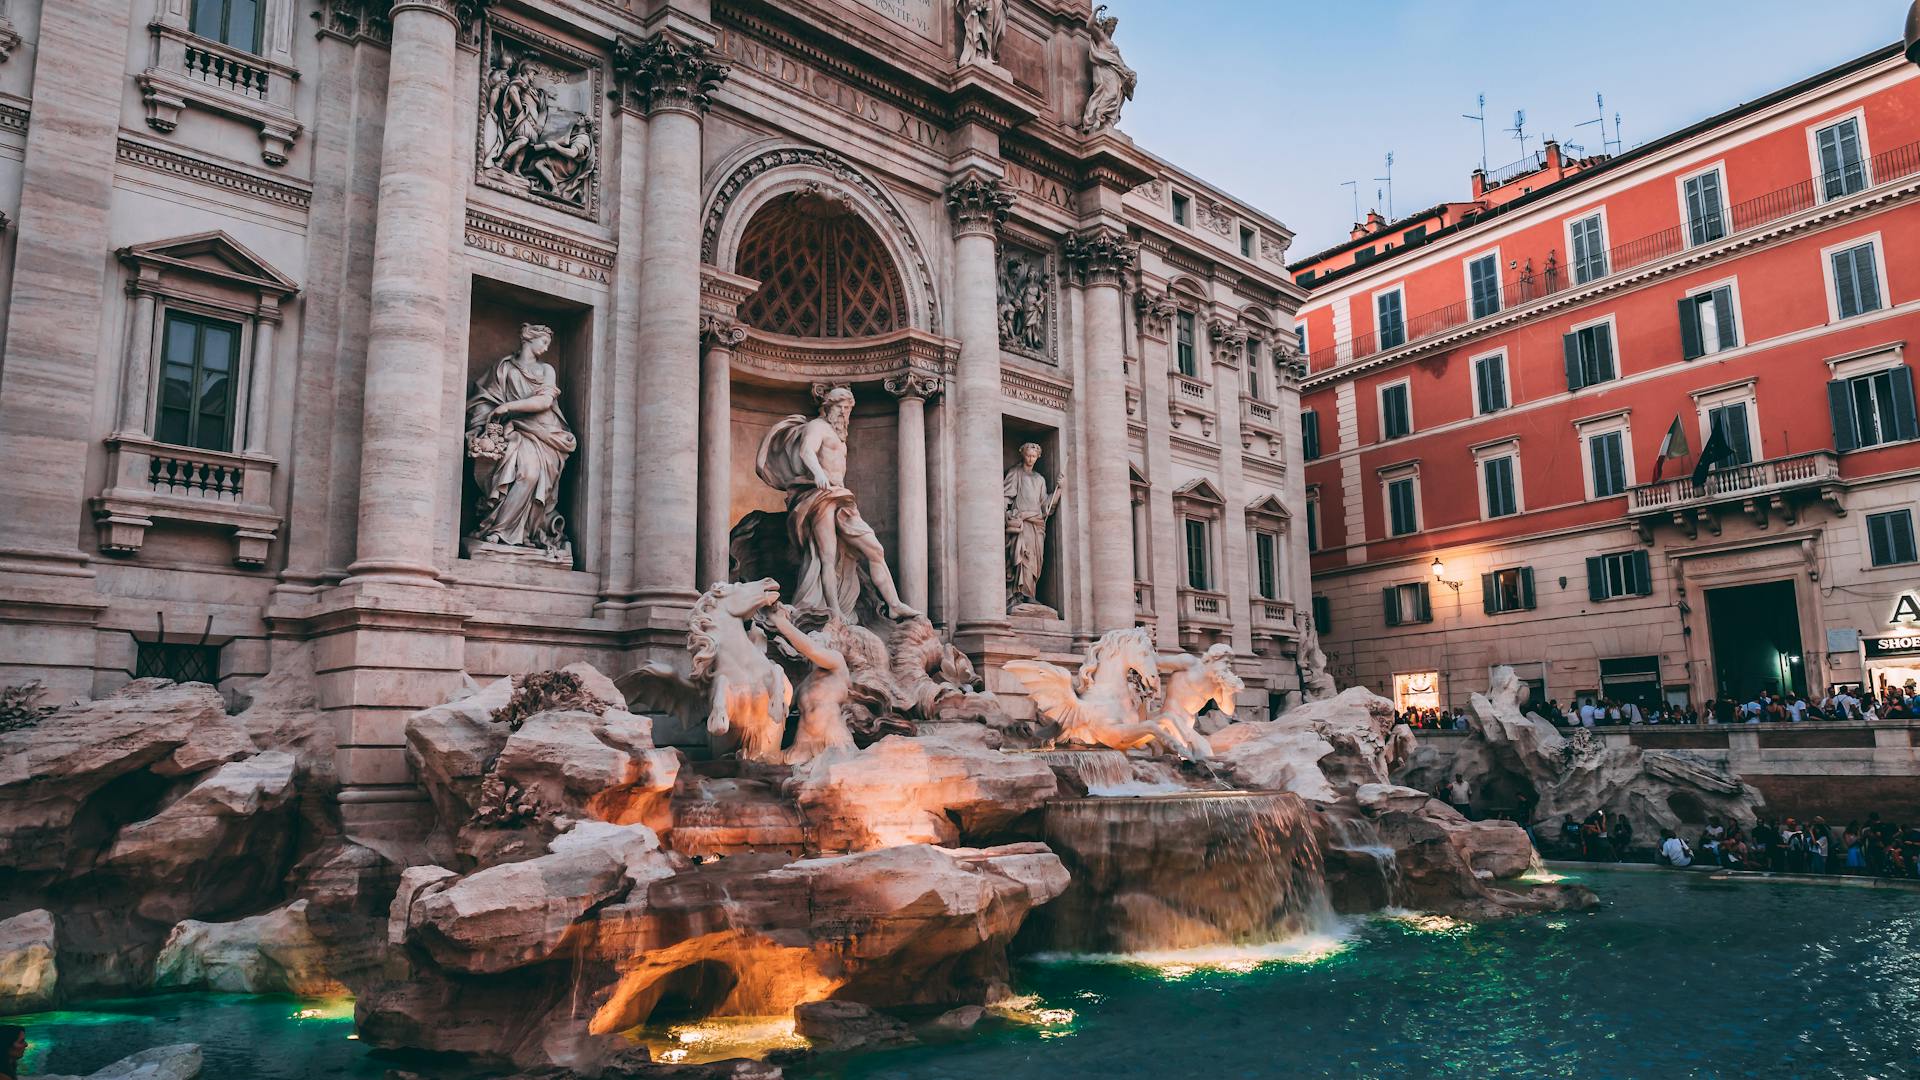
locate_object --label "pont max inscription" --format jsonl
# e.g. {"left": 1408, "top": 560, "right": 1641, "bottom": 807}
{"left": 716, "top": 28, "right": 946, "bottom": 152}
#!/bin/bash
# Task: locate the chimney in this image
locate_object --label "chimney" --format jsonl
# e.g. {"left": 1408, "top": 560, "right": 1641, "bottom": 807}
{"left": 1544, "top": 139, "right": 1563, "bottom": 172}
{"left": 1471, "top": 167, "right": 1488, "bottom": 199}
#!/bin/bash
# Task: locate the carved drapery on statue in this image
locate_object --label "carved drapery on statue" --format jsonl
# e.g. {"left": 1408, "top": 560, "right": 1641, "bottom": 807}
{"left": 1079, "top": 5, "right": 1136, "bottom": 135}
{"left": 465, "top": 323, "right": 576, "bottom": 560}
{"left": 956, "top": 0, "right": 1005, "bottom": 66}
{"left": 1004, "top": 443, "right": 1061, "bottom": 614}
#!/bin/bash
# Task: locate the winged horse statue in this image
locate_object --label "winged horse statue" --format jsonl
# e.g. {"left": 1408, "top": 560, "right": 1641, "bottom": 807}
{"left": 1004, "top": 627, "right": 1163, "bottom": 751}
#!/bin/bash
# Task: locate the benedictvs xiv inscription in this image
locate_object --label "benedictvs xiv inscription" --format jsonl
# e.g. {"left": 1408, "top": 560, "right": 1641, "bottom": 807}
{"left": 717, "top": 29, "right": 946, "bottom": 152}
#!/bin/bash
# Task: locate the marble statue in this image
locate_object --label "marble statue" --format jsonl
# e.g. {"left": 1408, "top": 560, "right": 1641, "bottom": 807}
{"left": 465, "top": 322, "right": 576, "bottom": 555}
{"left": 755, "top": 386, "right": 920, "bottom": 621}
{"left": 687, "top": 578, "right": 796, "bottom": 765}
{"left": 1078, "top": 5, "right": 1136, "bottom": 135}
{"left": 767, "top": 603, "right": 858, "bottom": 763}
{"left": 1004, "top": 442, "right": 1062, "bottom": 612}
{"left": 1152, "top": 644, "right": 1244, "bottom": 760}
{"left": 480, "top": 41, "right": 598, "bottom": 210}
{"left": 1005, "top": 627, "right": 1162, "bottom": 751}
{"left": 956, "top": 0, "right": 1005, "bottom": 67}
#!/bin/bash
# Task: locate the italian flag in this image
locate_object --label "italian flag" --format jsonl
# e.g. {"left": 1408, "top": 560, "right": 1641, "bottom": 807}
{"left": 1651, "top": 415, "right": 1689, "bottom": 483}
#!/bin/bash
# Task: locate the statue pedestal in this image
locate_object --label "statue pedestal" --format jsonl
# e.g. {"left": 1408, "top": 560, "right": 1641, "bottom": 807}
{"left": 1008, "top": 601, "right": 1059, "bottom": 620}
{"left": 462, "top": 537, "right": 574, "bottom": 567}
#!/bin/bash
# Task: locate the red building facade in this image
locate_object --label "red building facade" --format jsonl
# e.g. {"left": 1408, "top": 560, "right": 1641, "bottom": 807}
{"left": 1293, "top": 44, "right": 1920, "bottom": 714}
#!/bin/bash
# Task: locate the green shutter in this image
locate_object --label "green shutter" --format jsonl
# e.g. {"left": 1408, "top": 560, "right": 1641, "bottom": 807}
{"left": 1383, "top": 586, "right": 1401, "bottom": 627}
{"left": 1830, "top": 379, "right": 1861, "bottom": 452}
{"left": 1482, "top": 572, "right": 1497, "bottom": 615}
{"left": 1712, "top": 287, "right": 1737, "bottom": 350}
{"left": 1520, "top": 567, "right": 1537, "bottom": 610}
{"left": 1678, "top": 297, "right": 1704, "bottom": 361}
{"left": 1564, "top": 332, "right": 1584, "bottom": 391}
{"left": 1416, "top": 582, "right": 1433, "bottom": 623}
{"left": 1631, "top": 549, "right": 1653, "bottom": 596}
{"left": 1890, "top": 366, "right": 1919, "bottom": 442}
{"left": 1586, "top": 556, "right": 1605, "bottom": 602}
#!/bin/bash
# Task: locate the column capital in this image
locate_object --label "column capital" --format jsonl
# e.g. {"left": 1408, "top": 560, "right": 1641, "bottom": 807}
{"left": 1134, "top": 287, "right": 1177, "bottom": 340}
{"left": 885, "top": 369, "right": 944, "bottom": 401}
{"left": 1207, "top": 316, "right": 1248, "bottom": 366}
{"left": 699, "top": 313, "right": 747, "bottom": 347}
{"left": 1062, "top": 227, "right": 1137, "bottom": 288}
{"left": 613, "top": 32, "right": 731, "bottom": 116}
{"left": 945, "top": 172, "right": 1013, "bottom": 239}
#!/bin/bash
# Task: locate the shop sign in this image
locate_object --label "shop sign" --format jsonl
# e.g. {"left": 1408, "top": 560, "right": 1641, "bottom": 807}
{"left": 1865, "top": 634, "right": 1920, "bottom": 659}
{"left": 1892, "top": 592, "right": 1920, "bottom": 625}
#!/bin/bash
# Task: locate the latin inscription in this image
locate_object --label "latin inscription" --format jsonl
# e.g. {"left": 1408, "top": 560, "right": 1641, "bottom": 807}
{"left": 851, "top": 0, "right": 935, "bottom": 37}
{"left": 717, "top": 28, "right": 946, "bottom": 152}
{"left": 1004, "top": 162, "right": 1071, "bottom": 210}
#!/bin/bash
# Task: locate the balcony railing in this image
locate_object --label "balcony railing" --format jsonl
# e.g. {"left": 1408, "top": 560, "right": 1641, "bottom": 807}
{"left": 1627, "top": 449, "right": 1840, "bottom": 516}
{"left": 1251, "top": 597, "right": 1295, "bottom": 636}
{"left": 139, "top": 23, "right": 302, "bottom": 165}
{"left": 1308, "top": 137, "right": 1920, "bottom": 371}
{"left": 1176, "top": 586, "right": 1230, "bottom": 627}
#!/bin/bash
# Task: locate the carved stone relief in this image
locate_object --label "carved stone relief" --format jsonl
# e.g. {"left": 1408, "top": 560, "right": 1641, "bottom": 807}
{"left": 996, "top": 245, "right": 1054, "bottom": 362}
{"left": 476, "top": 20, "right": 603, "bottom": 220}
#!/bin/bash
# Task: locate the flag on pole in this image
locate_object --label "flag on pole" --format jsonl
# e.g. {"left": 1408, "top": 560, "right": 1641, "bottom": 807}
{"left": 1692, "top": 422, "right": 1736, "bottom": 488}
{"left": 1651, "top": 415, "right": 1690, "bottom": 483}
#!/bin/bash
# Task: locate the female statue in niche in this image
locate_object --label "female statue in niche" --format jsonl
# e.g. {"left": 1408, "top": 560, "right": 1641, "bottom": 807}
{"left": 466, "top": 322, "right": 577, "bottom": 553}
{"left": 1079, "top": 4, "right": 1136, "bottom": 135}
{"left": 1005, "top": 442, "right": 1062, "bottom": 611}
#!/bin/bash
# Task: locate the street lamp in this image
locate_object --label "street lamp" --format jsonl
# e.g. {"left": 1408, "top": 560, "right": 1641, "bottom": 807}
{"left": 1430, "top": 556, "right": 1462, "bottom": 593}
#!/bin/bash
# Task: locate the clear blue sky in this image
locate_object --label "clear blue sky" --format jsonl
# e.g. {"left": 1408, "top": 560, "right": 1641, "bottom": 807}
{"left": 1110, "top": 1, "right": 1903, "bottom": 258}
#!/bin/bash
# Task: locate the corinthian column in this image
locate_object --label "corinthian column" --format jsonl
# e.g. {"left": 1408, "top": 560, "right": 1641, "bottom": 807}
{"left": 945, "top": 172, "right": 1013, "bottom": 631}
{"left": 1065, "top": 227, "right": 1138, "bottom": 632}
{"left": 696, "top": 315, "right": 745, "bottom": 589}
{"left": 614, "top": 33, "right": 729, "bottom": 607}
{"left": 346, "top": 0, "right": 476, "bottom": 585}
{"left": 885, "top": 370, "right": 941, "bottom": 612}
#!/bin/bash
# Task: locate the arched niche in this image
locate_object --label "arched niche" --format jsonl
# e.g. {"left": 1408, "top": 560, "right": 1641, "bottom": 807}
{"left": 702, "top": 143, "right": 941, "bottom": 335}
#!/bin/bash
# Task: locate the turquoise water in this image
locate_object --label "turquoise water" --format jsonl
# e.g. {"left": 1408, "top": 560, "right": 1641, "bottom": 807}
{"left": 10, "top": 870, "right": 1920, "bottom": 1079}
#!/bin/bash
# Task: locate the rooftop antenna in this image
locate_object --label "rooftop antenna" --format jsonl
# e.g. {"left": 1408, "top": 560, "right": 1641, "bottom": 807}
{"left": 1374, "top": 152, "right": 1394, "bottom": 220}
{"left": 1576, "top": 93, "right": 1623, "bottom": 157}
{"left": 1613, "top": 110, "right": 1625, "bottom": 152}
{"left": 1505, "top": 109, "right": 1531, "bottom": 161}
{"left": 1463, "top": 93, "right": 1488, "bottom": 174}
{"left": 1341, "top": 179, "right": 1359, "bottom": 225}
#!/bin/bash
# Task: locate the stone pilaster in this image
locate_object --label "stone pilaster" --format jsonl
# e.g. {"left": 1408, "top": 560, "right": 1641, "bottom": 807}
{"left": 614, "top": 32, "right": 729, "bottom": 615}
{"left": 1134, "top": 288, "right": 1182, "bottom": 645}
{"left": 886, "top": 370, "right": 942, "bottom": 613}
{"left": 945, "top": 171, "right": 1014, "bottom": 632}
{"left": 1208, "top": 317, "right": 1254, "bottom": 656}
{"left": 1064, "top": 226, "right": 1138, "bottom": 634}
{"left": 696, "top": 314, "right": 746, "bottom": 589}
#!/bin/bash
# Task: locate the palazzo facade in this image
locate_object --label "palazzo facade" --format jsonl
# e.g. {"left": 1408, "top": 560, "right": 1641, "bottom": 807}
{"left": 0, "top": 0, "right": 1308, "bottom": 829}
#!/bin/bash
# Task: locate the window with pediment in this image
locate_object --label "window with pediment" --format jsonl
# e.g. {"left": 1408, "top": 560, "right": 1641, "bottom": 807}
{"left": 735, "top": 192, "right": 907, "bottom": 339}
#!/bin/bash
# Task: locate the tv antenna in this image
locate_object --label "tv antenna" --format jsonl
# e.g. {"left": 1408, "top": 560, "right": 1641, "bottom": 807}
{"left": 1463, "top": 93, "right": 1488, "bottom": 174}
{"left": 1505, "top": 109, "right": 1531, "bottom": 161}
{"left": 1375, "top": 152, "right": 1394, "bottom": 220}
{"left": 1575, "top": 93, "right": 1623, "bottom": 156}
{"left": 1341, "top": 179, "right": 1359, "bottom": 225}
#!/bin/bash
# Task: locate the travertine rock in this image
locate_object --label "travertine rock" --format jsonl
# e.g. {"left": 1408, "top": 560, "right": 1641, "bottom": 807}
{"left": 1209, "top": 721, "right": 1338, "bottom": 801}
{"left": 1281, "top": 686, "right": 1406, "bottom": 788}
{"left": 0, "top": 679, "right": 244, "bottom": 873}
{"left": 1358, "top": 784, "right": 1594, "bottom": 920}
{"left": 152, "top": 900, "right": 345, "bottom": 996}
{"left": 0, "top": 908, "right": 58, "bottom": 1012}
{"left": 788, "top": 736, "right": 1057, "bottom": 850}
{"left": 100, "top": 752, "right": 299, "bottom": 923}
{"left": 793, "top": 1000, "right": 916, "bottom": 1052}
{"left": 38, "top": 1044, "right": 203, "bottom": 1080}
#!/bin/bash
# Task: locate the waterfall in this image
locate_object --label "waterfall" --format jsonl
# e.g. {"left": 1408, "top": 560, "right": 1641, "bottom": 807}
{"left": 1320, "top": 812, "right": 1405, "bottom": 910}
{"left": 1022, "top": 791, "right": 1333, "bottom": 955}
{"left": 1026, "top": 749, "right": 1192, "bottom": 796}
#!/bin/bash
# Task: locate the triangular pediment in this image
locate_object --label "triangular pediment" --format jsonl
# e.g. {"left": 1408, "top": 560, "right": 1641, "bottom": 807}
{"left": 1173, "top": 477, "right": 1225, "bottom": 506}
{"left": 121, "top": 231, "right": 299, "bottom": 296}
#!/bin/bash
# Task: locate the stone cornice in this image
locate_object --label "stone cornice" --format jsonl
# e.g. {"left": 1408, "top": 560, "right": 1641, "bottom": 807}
{"left": 116, "top": 138, "right": 312, "bottom": 211}
{"left": 613, "top": 32, "right": 730, "bottom": 116}
{"left": 1001, "top": 366, "right": 1071, "bottom": 412}
{"left": 945, "top": 172, "right": 1013, "bottom": 239}
{"left": 463, "top": 208, "right": 615, "bottom": 283}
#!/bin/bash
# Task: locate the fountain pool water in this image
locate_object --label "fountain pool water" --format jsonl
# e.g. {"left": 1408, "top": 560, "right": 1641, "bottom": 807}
{"left": 13, "top": 869, "right": 1920, "bottom": 1078}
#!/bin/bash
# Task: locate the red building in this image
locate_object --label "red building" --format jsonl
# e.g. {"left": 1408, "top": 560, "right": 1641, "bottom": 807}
{"left": 1292, "top": 44, "right": 1920, "bottom": 715}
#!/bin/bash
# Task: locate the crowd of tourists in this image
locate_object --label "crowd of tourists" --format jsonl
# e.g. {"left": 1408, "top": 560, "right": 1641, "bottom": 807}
{"left": 1553, "top": 808, "right": 1920, "bottom": 879}
{"left": 1533, "top": 684, "right": 1919, "bottom": 726}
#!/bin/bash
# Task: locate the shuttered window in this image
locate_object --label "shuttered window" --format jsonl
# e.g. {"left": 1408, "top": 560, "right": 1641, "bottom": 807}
{"left": 1381, "top": 382, "right": 1412, "bottom": 439}
{"left": 1474, "top": 354, "right": 1507, "bottom": 414}
{"left": 1481, "top": 567, "right": 1536, "bottom": 615}
{"left": 1683, "top": 170, "right": 1726, "bottom": 246}
{"left": 1376, "top": 289, "right": 1407, "bottom": 349}
{"left": 1587, "top": 430, "right": 1627, "bottom": 498}
{"left": 1383, "top": 581, "right": 1432, "bottom": 626}
{"left": 1830, "top": 366, "right": 1920, "bottom": 451}
{"left": 1301, "top": 409, "right": 1321, "bottom": 460}
{"left": 1184, "top": 517, "right": 1211, "bottom": 589}
{"left": 1707, "top": 402, "right": 1754, "bottom": 466}
{"left": 1569, "top": 214, "right": 1607, "bottom": 283}
{"left": 1586, "top": 550, "right": 1652, "bottom": 601}
{"left": 1482, "top": 455, "right": 1518, "bottom": 518}
{"left": 1869, "top": 510, "right": 1918, "bottom": 567}
{"left": 1175, "top": 311, "right": 1198, "bottom": 376}
{"left": 1831, "top": 242, "right": 1882, "bottom": 320}
{"left": 1255, "top": 531, "right": 1279, "bottom": 599}
{"left": 1563, "top": 322, "right": 1616, "bottom": 391}
{"left": 1311, "top": 594, "right": 1332, "bottom": 634}
{"left": 1817, "top": 118, "right": 1867, "bottom": 201}
{"left": 1306, "top": 497, "right": 1320, "bottom": 552}
{"left": 1386, "top": 477, "right": 1418, "bottom": 537}
{"left": 1679, "top": 286, "right": 1738, "bottom": 359}
{"left": 1468, "top": 254, "right": 1501, "bottom": 319}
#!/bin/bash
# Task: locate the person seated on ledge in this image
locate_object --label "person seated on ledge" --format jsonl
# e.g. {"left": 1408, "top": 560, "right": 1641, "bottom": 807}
{"left": 1658, "top": 829, "right": 1693, "bottom": 868}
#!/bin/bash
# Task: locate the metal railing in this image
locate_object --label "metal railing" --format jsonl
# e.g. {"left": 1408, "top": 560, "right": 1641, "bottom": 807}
{"left": 1627, "top": 450, "right": 1839, "bottom": 514}
{"left": 1308, "top": 138, "right": 1920, "bottom": 372}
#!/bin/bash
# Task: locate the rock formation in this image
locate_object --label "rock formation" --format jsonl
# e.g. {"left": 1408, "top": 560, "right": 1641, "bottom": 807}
{"left": 1396, "top": 666, "right": 1765, "bottom": 849}
{"left": 38, "top": 1045, "right": 204, "bottom": 1080}
{"left": 152, "top": 900, "right": 345, "bottom": 996}
{"left": 0, "top": 909, "right": 58, "bottom": 1012}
